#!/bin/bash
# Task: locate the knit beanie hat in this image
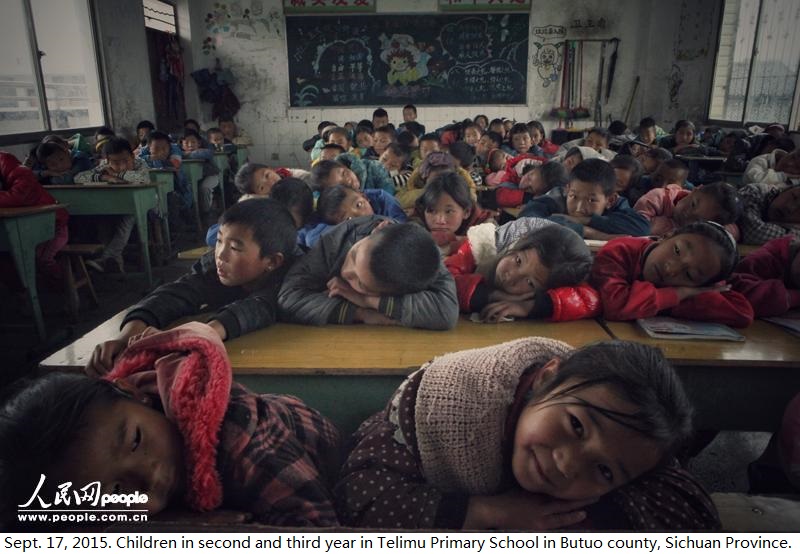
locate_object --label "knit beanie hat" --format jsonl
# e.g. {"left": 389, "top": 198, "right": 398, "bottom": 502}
{"left": 415, "top": 337, "right": 573, "bottom": 494}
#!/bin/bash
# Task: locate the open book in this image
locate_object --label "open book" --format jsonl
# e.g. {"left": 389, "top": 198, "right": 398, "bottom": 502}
{"left": 636, "top": 317, "right": 745, "bottom": 342}
{"left": 763, "top": 310, "right": 800, "bottom": 338}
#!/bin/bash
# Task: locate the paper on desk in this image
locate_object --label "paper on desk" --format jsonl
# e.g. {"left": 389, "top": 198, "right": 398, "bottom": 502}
{"left": 763, "top": 310, "right": 800, "bottom": 338}
{"left": 470, "top": 312, "right": 514, "bottom": 323}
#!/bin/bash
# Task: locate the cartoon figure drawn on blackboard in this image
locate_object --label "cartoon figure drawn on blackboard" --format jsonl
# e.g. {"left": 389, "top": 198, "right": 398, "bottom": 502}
{"left": 379, "top": 34, "right": 431, "bottom": 86}
{"left": 531, "top": 42, "right": 563, "bottom": 87}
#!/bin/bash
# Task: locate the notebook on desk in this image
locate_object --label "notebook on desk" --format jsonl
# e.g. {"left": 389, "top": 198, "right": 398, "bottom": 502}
{"left": 636, "top": 317, "right": 745, "bottom": 342}
{"left": 763, "top": 310, "right": 800, "bottom": 338}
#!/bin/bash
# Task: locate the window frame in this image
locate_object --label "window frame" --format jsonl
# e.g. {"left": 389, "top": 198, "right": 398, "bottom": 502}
{"left": 706, "top": 0, "right": 800, "bottom": 128}
{"left": 0, "top": 0, "right": 109, "bottom": 146}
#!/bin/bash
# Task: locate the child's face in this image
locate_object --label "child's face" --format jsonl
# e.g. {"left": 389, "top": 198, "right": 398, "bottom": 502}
{"left": 327, "top": 131, "right": 350, "bottom": 150}
{"left": 718, "top": 135, "right": 736, "bottom": 154}
{"left": 137, "top": 127, "right": 151, "bottom": 142}
{"left": 219, "top": 121, "right": 236, "bottom": 140}
{"left": 641, "top": 155, "right": 660, "bottom": 174}
{"left": 419, "top": 140, "right": 440, "bottom": 161}
{"left": 530, "top": 126, "right": 544, "bottom": 146}
{"left": 489, "top": 150, "right": 510, "bottom": 172}
{"left": 44, "top": 149, "right": 72, "bottom": 173}
{"left": 55, "top": 397, "right": 185, "bottom": 515}
{"left": 639, "top": 126, "right": 657, "bottom": 145}
{"left": 489, "top": 122, "right": 504, "bottom": 135}
{"left": 215, "top": 222, "right": 274, "bottom": 288}
{"left": 208, "top": 132, "right": 225, "bottom": 147}
{"left": 584, "top": 132, "right": 608, "bottom": 151}
{"left": 464, "top": 127, "right": 481, "bottom": 147}
{"left": 372, "top": 131, "right": 392, "bottom": 156}
{"left": 107, "top": 152, "right": 135, "bottom": 173}
{"left": 423, "top": 192, "right": 471, "bottom": 235}
{"left": 356, "top": 131, "right": 374, "bottom": 149}
{"left": 651, "top": 165, "right": 688, "bottom": 189}
{"left": 475, "top": 116, "right": 488, "bottom": 130}
{"left": 185, "top": 122, "right": 200, "bottom": 133}
{"left": 672, "top": 190, "right": 723, "bottom": 227}
{"left": 379, "top": 148, "right": 404, "bottom": 172}
{"left": 503, "top": 120, "right": 514, "bottom": 132}
{"left": 252, "top": 167, "right": 282, "bottom": 196}
{"left": 513, "top": 376, "right": 663, "bottom": 500}
{"left": 613, "top": 168, "right": 633, "bottom": 193}
{"left": 402, "top": 108, "right": 416, "bottom": 122}
{"left": 181, "top": 136, "right": 201, "bottom": 153}
{"left": 325, "top": 166, "right": 360, "bottom": 190}
{"left": 149, "top": 139, "right": 171, "bottom": 161}
{"left": 643, "top": 233, "right": 721, "bottom": 287}
{"left": 372, "top": 115, "right": 389, "bottom": 129}
{"left": 334, "top": 189, "right": 375, "bottom": 223}
{"left": 767, "top": 186, "right": 800, "bottom": 223}
{"left": 339, "top": 235, "right": 386, "bottom": 296}
{"left": 562, "top": 154, "right": 582, "bottom": 173}
{"left": 476, "top": 135, "right": 496, "bottom": 158}
{"left": 567, "top": 180, "right": 614, "bottom": 218}
{"left": 675, "top": 127, "right": 694, "bottom": 146}
{"left": 494, "top": 247, "right": 550, "bottom": 295}
{"left": 519, "top": 168, "right": 547, "bottom": 196}
{"left": 319, "top": 147, "right": 343, "bottom": 162}
{"left": 511, "top": 131, "right": 532, "bottom": 154}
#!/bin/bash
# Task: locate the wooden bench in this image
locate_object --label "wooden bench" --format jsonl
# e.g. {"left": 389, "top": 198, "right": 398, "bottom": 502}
{"left": 60, "top": 243, "right": 102, "bottom": 321}
{"left": 177, "top": 245, "right": 212, "bottom": 260}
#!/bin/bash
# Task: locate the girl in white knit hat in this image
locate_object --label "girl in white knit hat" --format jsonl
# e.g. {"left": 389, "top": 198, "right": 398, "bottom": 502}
{"left": 335, "top": 338, "right": 718, "bottom": 530}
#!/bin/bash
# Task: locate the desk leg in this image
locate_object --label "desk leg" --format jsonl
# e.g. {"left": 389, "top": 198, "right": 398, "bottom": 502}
{"left": 133, "top": 197, "right": 154, "bottom": 290}
{"left": 190, "top": 177, "right": 202, "bottom": 234}
{"left": 2, "top": 219, "right": 47, "bottom": 338}
{"left": 218, "top": 172, "right": 226, "bottom": 212}
{"left": 158, "top": 187, "right": 172, "bottom": 258}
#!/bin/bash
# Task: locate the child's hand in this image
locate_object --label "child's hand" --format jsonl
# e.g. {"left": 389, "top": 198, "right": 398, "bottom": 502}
{"left": 465, "top": 489, "right": 595, "bottom": 530}
{"left": 488, "top": 290, "right": 536, "bottom": 303}
{"left": 85, "top": 338, "right": 128, "bottom": 377}
{"left": 480, "top": 300, "right": 535, "bottom": 322}
{"left": 100, "top": 174, "right": 125, "bottom": 184}
{"left": 327, "top": 277, "right": 379, "bottom": 310}
{"left": 675, "top": 283, "right": 731, "bottom": 301}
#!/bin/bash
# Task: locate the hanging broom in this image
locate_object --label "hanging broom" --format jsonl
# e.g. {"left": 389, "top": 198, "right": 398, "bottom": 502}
{"left": 572, "top": 41, "right": 591, "bottom": 119}
{"left": 549, "top": 40, "right": 573, "bottom": 123}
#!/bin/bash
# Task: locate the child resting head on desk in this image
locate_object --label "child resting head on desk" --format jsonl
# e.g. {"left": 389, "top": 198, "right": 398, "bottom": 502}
{"left": 86, "top": 199, "right": 297, "bottom": 375}
{"left": 591, "top": 220, "right": 754, "bottom": 328}
{"left": 74, "top": 138, "right": 150, "bottom": 185}
{"left": 335, "top": 337, "right": 719, "bottom": 530}
{"left": 445, "top": 222, "right": 598, "bottom": 323}
{"left": 278, "top": 215, "right": 459, "bottom": 330}
{"left": 737, "top": 182, "right": 800, "bottom": 245}
{"left": 730, "top": 235, "right": 800, "bottom": 317}
{"left": 235, "top": 162, "right": 311, "bottom": 199}
{"left": 0, "top": 322, "right": 340, "bottom": 528}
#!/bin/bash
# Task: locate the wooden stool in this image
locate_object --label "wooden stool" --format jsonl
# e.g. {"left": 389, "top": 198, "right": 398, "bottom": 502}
{"left": 60, "top": 244, "right": 102, "bottom": 322}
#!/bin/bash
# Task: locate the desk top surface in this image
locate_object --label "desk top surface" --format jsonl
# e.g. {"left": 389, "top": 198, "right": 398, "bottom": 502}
{"left": 40, "top": 312, "right": 611, "bottom": 374}
{"left": 177, "top": 245, "right": 212, "bottom": 260}
{"left": 44, "top": 183, "right": 156, "bottom": 190}
{"left": 605, "top": 320, "right": 800, "bottom": 368}
{"left": 0, "top": 204, "right": 62, "bottom": 217}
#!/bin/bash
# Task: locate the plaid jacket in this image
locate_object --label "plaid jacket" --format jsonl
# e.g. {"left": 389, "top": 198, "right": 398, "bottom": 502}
{"left": 218, "top": 384, "right": 341, "bottom": 526}
{"left": 739, "top": 183, "right": 800, "bottom": 245}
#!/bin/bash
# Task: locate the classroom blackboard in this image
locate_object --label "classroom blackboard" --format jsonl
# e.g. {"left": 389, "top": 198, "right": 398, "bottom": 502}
{"left": 286, "top": 14, "right": 529, "bottom": 107}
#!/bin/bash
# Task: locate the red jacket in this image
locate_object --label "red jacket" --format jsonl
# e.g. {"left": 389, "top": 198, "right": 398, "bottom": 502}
{"left": 444, "top": 238, "right": 600, "bottom": 321}
{"left": 591, "top": 237, "right": 754, "bottom": 327}
{"left": 730, "top": 236, "right": 800, "bottom": 317}
{"left": 0, "top": 152, "right": 68, "bottom": 226}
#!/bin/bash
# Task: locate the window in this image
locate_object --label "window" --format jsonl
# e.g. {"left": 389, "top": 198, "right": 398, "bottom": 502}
{"left": 708, "top": 0, "right": 800, "bottom": 126}
{"left": 143, "top": 0, "right": 176, "bottom": 34}
{"left": 0, "top": 0, "right": 105, "bottom": 138}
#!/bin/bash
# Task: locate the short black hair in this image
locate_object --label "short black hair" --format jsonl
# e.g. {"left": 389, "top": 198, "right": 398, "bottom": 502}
{"left": 695, "top": 181, "right": 742, "bottom": 225}
{"left": 608, "top": 120, "right": 628, "bottom": 135}
{"left": 570, "top": 158, "right": 616, "bottom": 196}
{"left": 402, "top": 121, "right": 425, "bottom": 138}
{"left": 94, "top": 126, "right": 115, "bottom": 137}
{"left": 489, "top": 118, "right": 504, "bottom": 127}
{"left": 527, "top": 120, "right": 546, "bottom": 138}
{"left": 372, "top": 108, "right": 388, "bottom": 119}
{"left": 673, "top": 120, "right": 696, "bottom": 133}
{"left": 182, "top": 128, "right": 201, "bottom": 140}
{"left": 35, "top": 141, "right": 67, "bottom": 161}
{"left": 136, "top": 120, "right": 155, "bottom": 131}
{"left": 420, "top": 132, "right": 441, "bottom": 144}
{"left": 147, "top": 130, "right": 171, "bottom": 145}
{"left": 102, "top": 137, "right": 134, "bottom": 157}
{"left": 639, "top": 117, "right": 656, "bottom": 129}
{"left": 270, "top": 177, "right": 314, "bottom": 227}
{"left": 318, "top": 120, "right": 336, "bottom": 133}
{"left": 674, "top": 221, "right": 738, "bottom": 283}
{"left": 657, "top": 158, "right": 689, "bottom": 173}
{"left": 368, "top": 223, "right": 440, "bottom": 294}
{"left": 538, "top": 161, "right": 569, "bottom": 191}
{"left": 219, "top": 198, "right": 297, "bottom": 258}
{"left": 402, "top": 104, "right": 417, "bottom": 114}
{"left": 374, "top": 125, "right": 396, "bottom": 138}
{"left": 321, "top": 143, "right": 346, "bottom": 155}
{"left": 483, "top": 131, "right": 503, "bottom": 147}
{"left": 610, "top": 155, "right": 643, "bottom": 190}
{"left": 645, "top": 147, "right": 673, "bottom": 162}
{"left": 385, "top": 142, "right": 411, "bottom": 163}
{"left": 396, "top": 131, "right": 417, "bottom": 149}
{"left": 415, "top": 171, "right": 473, "bottom": 234}
{"left": 206, "top": 126, "right": 223, "bottom": 136}
{"left": 508, "top": 122, "right": 531, "bottom": 139}
{"left": 218, "top": 116, "right": 235, "bottom": 124}
{"left": 184, "top": 118, "right": 200, "bottom": 129}
{"left": 327, "top": 126, "right": 349, "bottom": 140}
{"left": 448, "top": 141, "right": 475, "bottom": 168}
{"left": 357, "top": 119, "right": 373, "bottom": 131}
{"left": 587, "top": 127, "right": 610, "bottom": 140}
{"left": 317, "top": 185, "right": 355, "bottom": 224}
{"left": 234, "top": 162, "right": 268, "bottom": 194}
{"left": 311, "top": 159, "right": 346, "bottom": 188}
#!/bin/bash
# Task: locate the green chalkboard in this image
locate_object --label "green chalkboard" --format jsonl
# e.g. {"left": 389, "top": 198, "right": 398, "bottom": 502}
{"left": 286, "top": 14, "right": 529, "bottom": 107}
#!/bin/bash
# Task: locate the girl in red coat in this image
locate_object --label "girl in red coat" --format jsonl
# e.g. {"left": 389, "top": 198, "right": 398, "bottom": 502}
{"left": 591, "top": 221, "right": 754, "bottom": 327}
{"left": 730, "top": 235, "right": 800, "bottom": 317}
{"left": 0, "top": 151, "right": 68, "bottom": 284}
{"left": 445, "top": 221, "right": 599, "bottom": 322}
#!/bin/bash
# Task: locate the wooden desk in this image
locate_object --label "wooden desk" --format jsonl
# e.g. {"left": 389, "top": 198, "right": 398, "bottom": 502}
{"left": 45, "top": 184, "right": 158, "bottom": 288}
{"left": 605, "top": 320, "right": 800, "bottom": 431}
{"left": 41, "top": 314, "right": 609, "bottom": 435}
{"left": 0, "top": 205, "right": 59, "bottom": 338}
{"left": 177, "top": 160, "right": 204, "bottom": 233}
{"left": 177, "top": 245, "right": 211, "bottom": 260}
{"left": 148, "top": 169, "right": 176, "bottom": 254}
{"left": 586, "top": 239, "right": 757, "bottom": 258}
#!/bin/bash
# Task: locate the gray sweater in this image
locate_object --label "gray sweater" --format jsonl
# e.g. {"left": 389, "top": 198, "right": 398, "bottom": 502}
{"left": 278, "top": 216, "right": 459, "bottom": 330}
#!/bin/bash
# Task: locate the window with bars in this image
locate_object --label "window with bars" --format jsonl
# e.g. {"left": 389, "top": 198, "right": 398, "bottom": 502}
{"left": 143, "top": 0, "right": 176, "bottom": 34}
{"left": 708, "top": 0, "right": 800, "bottom": 126}
{"left": 0, "top": 0, "right": 105, "bottom": 138}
